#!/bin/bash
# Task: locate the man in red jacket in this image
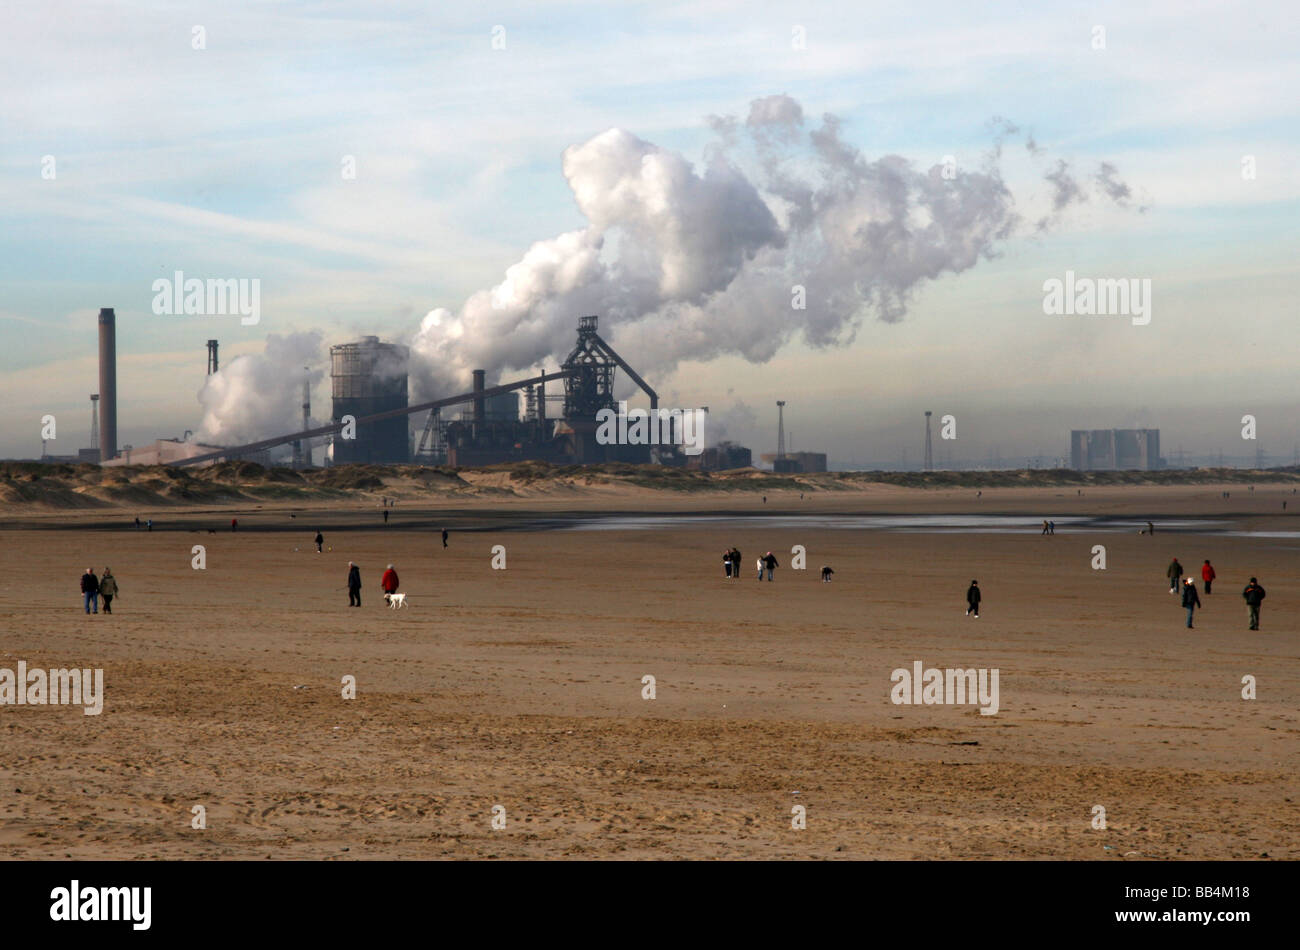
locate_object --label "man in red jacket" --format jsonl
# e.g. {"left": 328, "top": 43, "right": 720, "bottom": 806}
{"left": 1201, "top": 559, "right": 1216, "bottom": 594}
{"left": 381, "top": 564, "right": 400, "bottom": 604}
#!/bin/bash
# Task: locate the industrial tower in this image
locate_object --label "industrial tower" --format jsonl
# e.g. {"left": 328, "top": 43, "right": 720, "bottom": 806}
{"left": 292, "top": 367, "right": 312, "bottom": 468}
{"left": 924, "top": 410, "right": 933, "bottom": 471}
{"left": 776, "top": 401, "right": 786, "bottom": 459}
{"left": 206, "top": 340, "right": 219, "bottom": 375}
{"left": 89, "top": 394, "right": 99, "bottom": 453}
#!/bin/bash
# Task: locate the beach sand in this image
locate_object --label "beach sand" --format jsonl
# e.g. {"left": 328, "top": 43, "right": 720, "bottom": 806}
{"left": 1, "top": 484, "right": 1297, "bottom": 860}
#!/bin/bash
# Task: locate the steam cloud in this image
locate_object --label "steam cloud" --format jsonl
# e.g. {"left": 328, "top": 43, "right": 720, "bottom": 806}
{"left": 196, "top": 332, "right": 324, "bottom": 445}
{"left": 196, "top": 95, "right": 1138, "bottom": 443}
{"left": 410, "top": 94, "right": 1135, "bottom": 399}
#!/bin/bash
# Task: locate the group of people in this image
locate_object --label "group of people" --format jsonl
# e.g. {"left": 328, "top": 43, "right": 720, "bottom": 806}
{"left": 79, "top": 567, "right": 119, "bottom": 614}
{"left": 1040, "top": 520, "right": 1056, "bottom": 535}
{"left": 719, "top": 548, "right": 783, "bottom": 581}
{"left": 1166, "top": 557, "right": 1266, "bottom": 629}
{"left": 346, "top": 562, "right": 400, "bottom": 607}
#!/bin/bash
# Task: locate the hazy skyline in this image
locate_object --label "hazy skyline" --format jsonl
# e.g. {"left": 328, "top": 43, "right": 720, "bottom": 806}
{"left": 2, "top": 1, "right": 1297, "bottom": 466}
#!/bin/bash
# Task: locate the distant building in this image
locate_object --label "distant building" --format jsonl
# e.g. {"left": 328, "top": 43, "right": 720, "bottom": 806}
{"left": 1070, "top": 429, "right": 1162, "bottom": 471}
{"left": 101, "top": 438, "right": 227, "bottom": 467}
{"left": 759, "top": 451, "right": 828, "bottom": 473}
{"left": 688, "top": 441, "right": 753, "bottom": 471}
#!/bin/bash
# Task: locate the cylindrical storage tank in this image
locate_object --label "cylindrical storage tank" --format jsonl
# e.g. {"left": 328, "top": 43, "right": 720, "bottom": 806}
{"left": 330, "top": 337, "right": 410, "bottom": 464}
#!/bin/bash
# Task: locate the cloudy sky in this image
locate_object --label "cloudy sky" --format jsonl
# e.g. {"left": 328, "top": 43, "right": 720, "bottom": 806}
{"left": 2, "top": 0, "right": 1297, "bottom": 467}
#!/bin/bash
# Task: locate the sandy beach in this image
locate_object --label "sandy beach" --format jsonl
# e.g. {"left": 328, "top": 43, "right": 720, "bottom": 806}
{"left": 1, "top": 483, "right": 1297, "bottom": 860}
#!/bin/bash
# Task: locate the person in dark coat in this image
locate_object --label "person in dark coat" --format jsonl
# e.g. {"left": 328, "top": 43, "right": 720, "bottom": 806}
{"left": 442, "top": 528, "right": 449, "bottom": 548}
{"left": 722, "top": 550, "right": 732, "bottom": 578}
{"left": 966, "top": 580, "right": 981, "bottom": 618}
{"left": 383, "top": 509, "right": 389, "bottom": 524}
{"left": 1182, "top": 578, "right": 1202, "bottom": 628}
{"left": 1166, "top": 558, "right": 1183, "bottom": 593}
{"left": 80, "top": 568, "right": 100, "bottom": 614}
{"left": 729, "top": 548, "right": 741, "bottom": 580}
{"left": 315, "top": 531, "right": 324, "bottom": 554}
{"left": 347, "top": 562, "right": 362, "bottom": 607}
{"left": 762, "top": 551, "right": 779, "bottom": 581}
{"left": 1242, "top": 577, "right": 1266, "bottom": 630}
{"left": 98, "top": 568, "right": 118, "bottom": 614}
{"left": 820, "top": 566, "right": 834, "bottom": 583}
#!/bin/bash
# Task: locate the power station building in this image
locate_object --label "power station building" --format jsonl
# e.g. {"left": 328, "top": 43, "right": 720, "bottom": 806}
{"left": 760, "top": 451, "right": 828, "bottom": 473}
{"left": 330, "top": 337, "right": 410, "bottom": 464}
{"left": 1070, "top": 429, "right": 1162, "bottom": 471}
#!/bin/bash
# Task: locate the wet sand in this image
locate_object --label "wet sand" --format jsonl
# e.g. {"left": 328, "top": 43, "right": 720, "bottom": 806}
{"left": 1, "top": 486, "right": 1297, "bottom": 859}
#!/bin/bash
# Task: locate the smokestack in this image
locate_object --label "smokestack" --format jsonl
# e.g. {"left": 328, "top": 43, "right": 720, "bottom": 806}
{"left": 776, "top": 401, "right": 786, "bottom": 459}
{"left": 472, "top": 369, "right": 486, "bottom": 427}
{"left": 207, "top": 339, "right": 219, "bottom": 375}
{"left": 98, "top": 309, "right": 117, "bottom": 463}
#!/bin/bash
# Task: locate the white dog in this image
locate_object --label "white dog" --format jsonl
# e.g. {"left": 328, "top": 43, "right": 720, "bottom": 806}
{"left": 386, "top": 592, "right": 407, "bottom": 609}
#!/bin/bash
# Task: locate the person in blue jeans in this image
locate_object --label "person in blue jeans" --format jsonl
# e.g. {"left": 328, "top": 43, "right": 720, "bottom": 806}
{"left": 1181, "top": 577, "right": 1201, "bottom": 628}
{"left": 80, "top": 567, "right": 100, "bottom": 614}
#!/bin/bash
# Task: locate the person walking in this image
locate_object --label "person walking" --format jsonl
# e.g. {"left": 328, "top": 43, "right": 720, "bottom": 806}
{"left": 820, "top": 565, "right": 834, "bottom": 583}
{"left": 722, "top": 550, "right": 732, "bottom": 579}
{"left": 231, "top": 517, "right": 238, "bottom": 532}
{"left": 80, "top": 568, "right": 99, "bottom": 614}
{"left": 146, "top": 518, "right": 152, "bottom": 532}
{"left": 1182, "top": 577, "right": 1202, "bottom": 628}
{"left": 729, "top": 547, "right": 742, "bottom": 580}
{"left": 383, "top": 508, "right": 389, "bottom": 524}
{"left": 1041, "top": 520, "right": 1050, "bottom": 535}
{"left": 98, "top": 568, "right": 118, "bottom": 614}
{"left": 347, "top": 562, "right": 362, "bottom": 607}
{"left": 134, "top": 516, "right": 141, "bottom": 530}
{"left": 965, "top": 580, "right": 981, "bottom": 618}
{"left": 442, "top": 528, "right": 449, "bottom": 548}
{"left": 1242, "top": 577, "right": 1266, "bottom": 630}
{"left": 1166, "top": 557, "right": 1184, "bottom": 594}
{"left": 1201, "top": 559, "right": 1216, "bottom": 594}
{"left": 381, "top": 563, "right": 400, "bottom": 603}
{"left": 1147, "top": 521, "right": 1154, "bottom": 536}
{"left": 315, "top": 531, "right": 324, "bottom": 554}
{"left": 1049, "top": 521, "right": 1056, "bottom": 535}
{"left": 755, "top": 555, "right": 764, "bottom": 581}
{"left": 762, "top": 551, "right": 779, "bottom": 581}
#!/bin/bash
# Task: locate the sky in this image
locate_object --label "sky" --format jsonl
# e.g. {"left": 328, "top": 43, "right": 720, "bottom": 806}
{"left": 1, "top": 0, "right": 1297, "bottom": 467}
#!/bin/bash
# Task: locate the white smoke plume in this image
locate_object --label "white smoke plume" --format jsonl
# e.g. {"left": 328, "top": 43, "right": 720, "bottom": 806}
{"left": 410, "top": 94, "right": 1137, "bottom": 398}
{"left": 196, "top": 332, "right": 325, "bottom": 444}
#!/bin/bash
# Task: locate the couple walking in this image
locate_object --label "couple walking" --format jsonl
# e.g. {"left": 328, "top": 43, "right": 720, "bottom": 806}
{"left": 79, "top": 567, "right": 120, "bottom": 614}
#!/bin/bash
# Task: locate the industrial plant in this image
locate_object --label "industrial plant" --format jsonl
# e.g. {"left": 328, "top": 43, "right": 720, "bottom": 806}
{"left": 50, "top": 311, "right": 748, "bottom": 471}
{"left": 1070, "top": 429, "right": 1163, "bottom": 471}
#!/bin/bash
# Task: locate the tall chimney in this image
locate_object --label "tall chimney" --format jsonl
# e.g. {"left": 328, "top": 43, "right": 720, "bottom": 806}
{"left": 98, "top": 309, "right": 117, "bottom": 463}
{"left": 472, "top": 369, "right": 486, "bottom": 427}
